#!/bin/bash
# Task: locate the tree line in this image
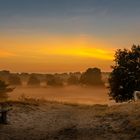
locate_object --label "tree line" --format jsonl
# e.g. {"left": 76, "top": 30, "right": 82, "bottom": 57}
{"left": 0, "top": 68, "right": 105, "bottom": 87}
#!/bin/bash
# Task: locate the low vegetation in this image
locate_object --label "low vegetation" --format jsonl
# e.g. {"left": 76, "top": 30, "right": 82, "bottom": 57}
{"left": 27, "top": 74, "right": 40, "bottom": 86}
{"left": 0, "top": 80, "right": 14, "bottom": 102}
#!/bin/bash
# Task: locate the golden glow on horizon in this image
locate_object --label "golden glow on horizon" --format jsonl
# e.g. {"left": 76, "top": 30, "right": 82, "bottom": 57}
{"left": 0, "top": 34, "right": 114, "bottom": 72}
{"left": 40, "top": 47, "right": 113, "bottom": 60}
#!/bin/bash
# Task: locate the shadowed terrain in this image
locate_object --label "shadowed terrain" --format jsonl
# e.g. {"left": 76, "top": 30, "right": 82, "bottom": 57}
{"left": 0, "top": 100, "right": 140, "bottom": 140}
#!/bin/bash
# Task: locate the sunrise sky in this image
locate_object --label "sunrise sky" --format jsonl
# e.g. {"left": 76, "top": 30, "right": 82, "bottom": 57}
{"left": 0, "top": 0, "right": 140, "bottom": 73}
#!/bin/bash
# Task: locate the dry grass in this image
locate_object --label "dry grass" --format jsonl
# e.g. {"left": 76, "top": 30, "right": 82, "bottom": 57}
{"left": 0, "top": 98, "right": 140, "bottom": 140}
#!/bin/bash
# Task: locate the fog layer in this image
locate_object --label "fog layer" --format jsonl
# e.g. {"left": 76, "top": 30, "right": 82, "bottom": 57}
{"left": 10, "top": 86, "right": 109, "bottom": 105}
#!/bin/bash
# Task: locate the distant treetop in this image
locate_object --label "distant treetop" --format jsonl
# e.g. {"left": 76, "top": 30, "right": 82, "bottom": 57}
{"left": 80, "top": 67, "right": 104, "bottom": 86}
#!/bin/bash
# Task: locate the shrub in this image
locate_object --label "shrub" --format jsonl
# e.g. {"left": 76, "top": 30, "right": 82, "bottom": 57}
{"left": 27, "top": 75, "right": 40, "bottom": 86}
{"left": 8, "top": 74, "right": 22, "bottom": 85}
{"left": 80, "top": 68, "right": 104, "bottom": 86}
{"left": 46, "top": 74, "right": 63, "bottom": 87}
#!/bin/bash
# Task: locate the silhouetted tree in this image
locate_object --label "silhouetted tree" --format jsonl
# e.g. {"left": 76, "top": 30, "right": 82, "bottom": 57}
{"left": 67, "top": 75, "right": 79, "bottom": 85}
{"left": 46, "top": 74, "right": 63, "bottom": 87}
{"left": 0, "top": 80, "right": 14, "bottom": 124}
{"left": 80, "top": 68, "right": 104, "bottom": 86}
{"left": 27, "top": 75, "right": 40, "bottom": 86}
{"left": 8, "top": 75, "right": 22, "bottom": 85}
{"left": 0, "top": 70, "right": 10, "bottom": 82}
{"left": 108, "top": 45, "right": 140, "bottom": 102}
{"left": 0, "top": 80, "right": 13, "bottom": 101}
{"left": 0, "top": 70, "right": 10, "bottom": 76}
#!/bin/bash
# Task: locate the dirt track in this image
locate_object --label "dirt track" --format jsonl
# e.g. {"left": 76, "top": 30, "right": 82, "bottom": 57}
{"left": 0, "top": 101, "right": 140, "bottom": 140}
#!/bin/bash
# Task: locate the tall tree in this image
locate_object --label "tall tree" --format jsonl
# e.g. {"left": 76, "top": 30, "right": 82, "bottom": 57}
{"left": 108, "top": 45, "right": 140, "bottom": 102}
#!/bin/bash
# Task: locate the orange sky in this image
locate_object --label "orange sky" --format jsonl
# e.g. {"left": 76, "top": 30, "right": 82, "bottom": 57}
{"left": 0, "top": 34, "right": 115, "bottom": 73}
{"left": 0, "top": 0, "right": 140, "bottom": 73}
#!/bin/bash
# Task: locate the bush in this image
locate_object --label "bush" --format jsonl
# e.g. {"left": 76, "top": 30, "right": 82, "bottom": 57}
{"left": 80, "top": 68, "right": 104, "bottom": 86}
{"left": 8, "top": 75, "right": 22, "bottom": 85}
{"left": 67, "top": 75, "right": 79, "bottom": 85}
{"left": 27, "top": 75, "right": 40, "bottom": 86}
{"left": 46, "top": 74, "right": 63, "bottom": 87}
{"left": 0, "top": 80, "right": 14, "bottom": 102}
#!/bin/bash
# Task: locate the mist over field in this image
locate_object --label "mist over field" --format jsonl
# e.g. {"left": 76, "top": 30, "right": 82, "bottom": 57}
{"left": 0, "top": 69, "right": 110, "bottom": 105}
{"left": 10, "top": 86, "right": 109, "bottom": 105}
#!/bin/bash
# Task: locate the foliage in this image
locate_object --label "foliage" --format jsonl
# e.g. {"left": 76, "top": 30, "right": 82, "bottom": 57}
{"left": 46, "top": 74, "right": 63, "bottom": 87}
{"left": 67, "top": 75, "right": 79, "bottom": 85}
{"left": 8, "top": 74, "right": 22, "bottom": 85}
{"left": 108, "top": 45, "right": 140, "bottom": 102}
{"left": 0, "top": 70, "right": 10, "bottom": 82}
{"left": 0, "top": 80, "right": 14, "bottom": 101}
{"left": 27, "top": 75, "right": 40, "bottom": 86}
{"left": 80, "top": 67, "right": 104, "bottom": 86}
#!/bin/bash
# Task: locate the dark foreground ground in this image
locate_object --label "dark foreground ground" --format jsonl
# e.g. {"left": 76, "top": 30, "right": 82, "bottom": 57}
{"left": 0, "top": 100, "right": 140, "bottom": 140}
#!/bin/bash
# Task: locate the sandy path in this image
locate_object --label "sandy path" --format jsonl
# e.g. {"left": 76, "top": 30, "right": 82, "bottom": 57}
{"left": 0, "top": 101, "right": 140, "bottom": 140}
